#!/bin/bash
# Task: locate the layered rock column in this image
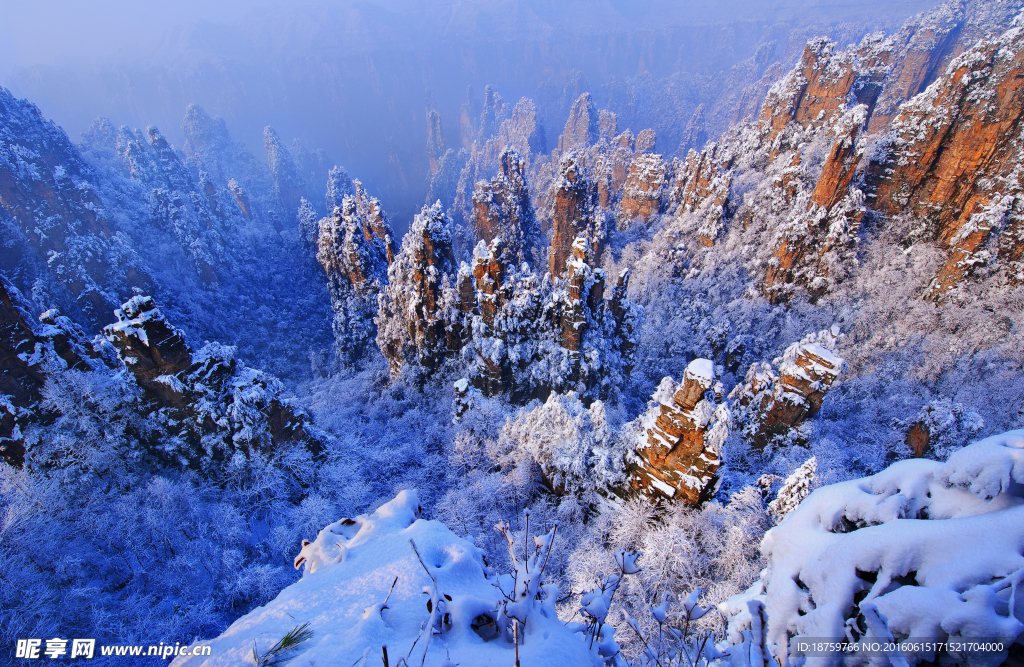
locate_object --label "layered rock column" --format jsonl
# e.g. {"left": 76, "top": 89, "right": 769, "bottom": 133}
{"left": 376, "top": 202, "right": 457, "bottom": 374}
{"left": 471, "top": 148, "right": 538, "bottom": 265}
{"left": 729, "top": 328, "right": 844, "bottom": 448}
{"left": 627, "top": 359, "right": 730, "bottom": 505}
{"left": 619, "top": 153, "right": 667, "bottom": 224}
{"left": 549, "top": 153, "right": 600, "bottom": 277}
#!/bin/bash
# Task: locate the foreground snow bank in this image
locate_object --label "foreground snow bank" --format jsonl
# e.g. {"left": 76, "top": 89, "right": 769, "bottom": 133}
{"left": 172, "top": 490, "right": 602, "bottom": 667}
{"left": 725, "top": 430, "right": 1024, "bottom": 666}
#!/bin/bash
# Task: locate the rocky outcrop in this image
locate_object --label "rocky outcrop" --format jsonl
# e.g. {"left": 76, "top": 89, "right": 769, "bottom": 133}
{"left": 326, "top": 166, "right": 355, "bottom": 212}
{"left": 103, "top": 295, "right": 194, "bottom": 407}
{"left": 381, "top": 210, "right": 642, "bottom": 402}
{"left": 558, "top": 93, "right": 600, "bottom": 153}
{"left": 376, "top": 202, "right": 459, "bottom": 374}
{"left": 103, "top": 295, "right": 323, "bottom": 461}
{"left": 181, "top": 104, "right": 277, "bottom": 223}
{"left": 1, "top": 278, "right": 108, "bottom": 464}
{"left": 619, "top": 153, "right": 667, "bottom": 224}
{"left": 635, "top": 129, "right": 657, "bottom": 154}
{"left": 1, "top": 279, "right": 47, "bottom": 464}
{"left": 455, "top": 234, "right": 640, "bottom": 403}
{"left": 627, "top": 360, "right": 730, "bottom": 505}
{"left": 471, "top": 148, "right": 540, "bottom": 265}
{"left": 318, "top": 181, "right": 394, "bottom": 290}
{"left": 870, "top": 26, "right": 1024, "bottom": 297}
{"left": 317, "top": 182, "right": 395, "bottom": 364}
{"left": 549, "top": 153, "right": 603, "bottom": 276}
{"left": 114, "top": 124, "right": 221, "bottom": 284}
{"left": 496, "top": 98, "right": 547, "bottom": 158}
{"left": 227, "top": 179, "right": 252, "bottom": 218}
{"left": 760, "top": 38, "right": 858, "bottom": 144}
{"left": 666, "top": 144, "right": 732, "bottom": 245}
{"left": 557, "top": 238, "right": 605, "bottom": 354}
{"left": 0, "top": 88, "right": 145, "bottom": 325}
{"left": 264, "top": 126, "right": 307, "bottom": 220}
{"left": 592, "top": 132, "right": 635, "bottom": 210}
{"left": 763, "top": 106, "right": 868, "bottom": 303}
{"left": 678, "top": 104, "right": 709, "bottom": 156}
{"left": 729, "top": 328, "right": 844, "bottom": 448}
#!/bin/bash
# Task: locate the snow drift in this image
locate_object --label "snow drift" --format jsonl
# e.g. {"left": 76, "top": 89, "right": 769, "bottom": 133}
{"left": 725, "top": 430, "right": 1024, "bottom": 667}
{"left": 171, "top": 490, "right": 604, "bottom": 667}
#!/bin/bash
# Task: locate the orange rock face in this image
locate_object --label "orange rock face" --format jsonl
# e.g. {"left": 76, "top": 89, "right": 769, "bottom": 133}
{"left": 871, "top": 28, "right": 1024, "bottom": 298}
{"left": 618, "top": 153, "right": 667, "bottom": 224}
{"left": 558, "top": 93, "right": 599, "bottom": 153}
{"left": 666, "top": 144, "right": 731, "bottom": 246}
{"left": 760, "top": 39, "right": 857, "bottom": 143}
{"left": 470, "top": 148, "right": 538, "bottom": 264}
{"left": 593, "top": 132, "right": 635, "bottom": 209}
{"left": 549, "top": 154, "right": 599, "bottom": 277}
{"left": 627, "top": 360, "right": 729, "bottom": 505}
{"left": 729, "top": 329, "right": 843, "bottom": 448}
{"left": 763, "top": 106, "right": 868, "bottom": 303}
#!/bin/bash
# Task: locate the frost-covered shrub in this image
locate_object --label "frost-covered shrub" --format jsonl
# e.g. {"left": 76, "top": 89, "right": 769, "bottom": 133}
{"left": 502, "top": 391, "right": 627, "bottom": 493}
{"left": 567, "top": 487, "right": 771, "bottom": 663}
{"left": 766, "top": 456, "right": 816, "bottom": 522}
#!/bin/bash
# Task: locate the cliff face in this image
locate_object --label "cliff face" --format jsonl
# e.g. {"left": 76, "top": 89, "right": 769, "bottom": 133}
{"left": 264, "top": 126, "right": 308, "bottom": 221}
{"left": 0, "top": 88, "right": 146, "bottom": 325}
{"left": 376, "top": 202, "right": 459, "bottom": 374}
{"left": 379, "top": 174, "right": 642, "bottom": 402}
{"left": 103, "top": 295, "right": 323, "bottom": 463}
{"left": 627, "top": 360, "right": 730, "bottom": 505}
{"left": 666, "top": 145, "right": 732, "bottom": 246}
{"left": 736, "top": 0, "right": 1024, "bottom": 302}
{"left": 558, "top": 93, "right": 600, "bottom": 153}
{"left": 111, "top": 124, "right": 223, "bottom": 284}
{"left": 619, "top": 153, "right": 668, "bottom": 224}
{"left": 316, "top": 182, "right": 395, "bottom": 364}
{"left": 455, "top": 234, "right": 640, "bottom": 403}
{"left": 1, "top": 278, "right": 111, "bottom": 464}
{"left": 471, "top": 148, "right": 540, "bottom": 265}
{"left": 871, "top": 27, "right": 1024, "bottom": 296}
{"left": 1, "top": 279, "right": 50, "bottom": 464}
{"left": 549, "top": 153, "right": 603, "bottom": 277}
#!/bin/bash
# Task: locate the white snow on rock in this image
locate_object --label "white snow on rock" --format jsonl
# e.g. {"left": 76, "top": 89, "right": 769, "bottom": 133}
{"left": 685, "top": 358, "right": 716, "bottom": 385}
{"left": 172, "top": 490, "right": 603, "bottom": 667}
{"left": 724, "top": 430, "right": 1024, "bottom": 667}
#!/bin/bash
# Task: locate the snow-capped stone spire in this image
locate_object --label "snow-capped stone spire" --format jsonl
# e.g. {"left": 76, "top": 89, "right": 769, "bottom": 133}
{"left": 318, "top": 181, "right": 395, "bottom": 365}
{"left": 729, "top": 327, "right": 844, "bottom": 448}
{"left": 376, "top": 201, "right": 458, "bottom": 374}
{"left": 471, "top": 147, "right": 539, "bottom": 265}
{"left": 558, "top": 92, "right": 600, "bottom": 152}
{"left": 264, "top": 125, "right": 307, "bottom": 220}
{"left": 627, "top": 360, "right": 731, "bottom": 504}
{"left": 549, "top": 152, "right": 602, "bottom": 277}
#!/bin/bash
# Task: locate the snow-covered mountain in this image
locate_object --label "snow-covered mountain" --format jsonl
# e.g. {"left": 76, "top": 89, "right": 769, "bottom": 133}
{"left": 2, "top": 0, "right": 1024, "bottom": 665}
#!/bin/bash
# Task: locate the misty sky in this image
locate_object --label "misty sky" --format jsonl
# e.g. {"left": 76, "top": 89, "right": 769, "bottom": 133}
{"left": 1, "top": 0, "right": 937, "bottom": 224}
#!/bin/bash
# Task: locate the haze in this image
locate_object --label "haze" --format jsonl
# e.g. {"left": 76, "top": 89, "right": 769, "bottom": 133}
{"left": 1, "top": 0, "right": 936, "bottom": 225}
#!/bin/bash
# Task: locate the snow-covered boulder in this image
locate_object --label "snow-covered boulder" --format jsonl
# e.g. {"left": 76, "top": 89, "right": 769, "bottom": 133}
{"left": 726, "top": 430, "right": 1024, "bottom": 666}
{"left": 172, "top": 490, "right": 603, "bottom": 667}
